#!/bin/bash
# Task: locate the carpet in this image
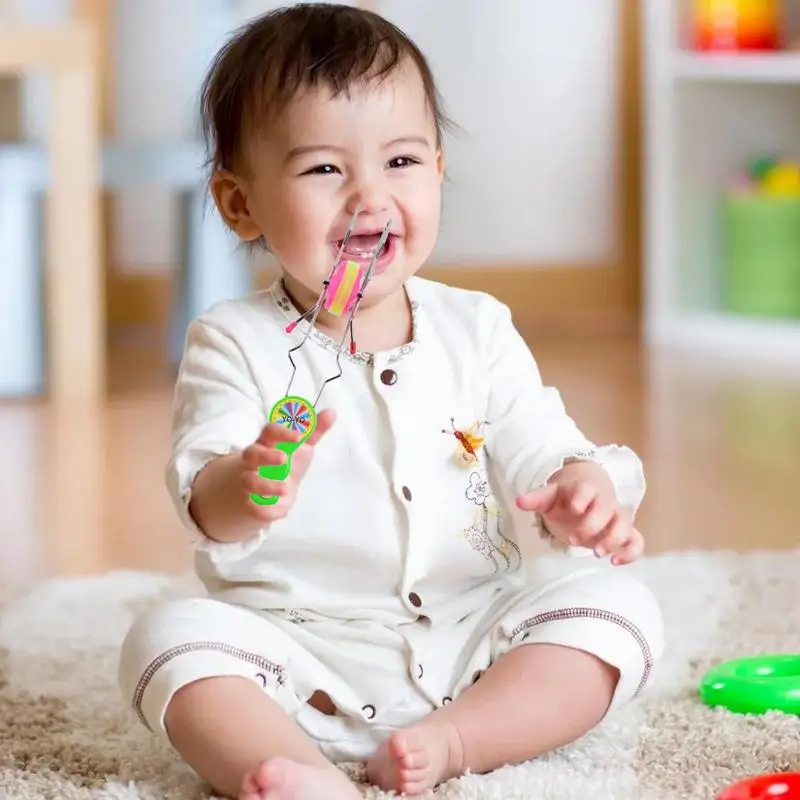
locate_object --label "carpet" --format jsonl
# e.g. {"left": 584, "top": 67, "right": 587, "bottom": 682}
{"left": 0, "top": 551, "right": 798, "bottom": 799}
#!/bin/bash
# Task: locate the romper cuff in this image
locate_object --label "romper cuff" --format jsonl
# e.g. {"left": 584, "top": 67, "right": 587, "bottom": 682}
{"left": 193, "top": 527, "right": 270, "bottom": 563}
{"left": 537, "top": 447, "right": 602, "bottom": 488}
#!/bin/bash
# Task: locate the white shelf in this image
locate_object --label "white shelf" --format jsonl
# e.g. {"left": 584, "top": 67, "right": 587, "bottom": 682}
{"left": 651, "top": 311, "right": 800, "bottom": 366}
{"left": 642, "top": 1, "right": 800, "bottom": 370}
{"left": 673, "top": 52, "right": 800, "bottom": 84}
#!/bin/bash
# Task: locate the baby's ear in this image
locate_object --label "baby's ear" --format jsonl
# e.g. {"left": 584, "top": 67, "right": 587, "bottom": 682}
{"left": 435, "top": 148, "right": 445, "bottom": 178}
{"left": 210, "top": 169, "right": 264, "bottom": 242}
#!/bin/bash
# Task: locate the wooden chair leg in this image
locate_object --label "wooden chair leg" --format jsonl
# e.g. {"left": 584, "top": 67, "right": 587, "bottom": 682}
{"left": 47, "top": 60, "right": 103, "bottom": 405}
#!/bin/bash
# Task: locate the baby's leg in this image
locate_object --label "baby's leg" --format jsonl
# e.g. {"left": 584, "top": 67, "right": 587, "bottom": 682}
{"left": 165, "top": 676, "right": 359, "bottom": 800}
{"left": 368, "top": 567, "right": 664, "bottom": 794}
{"left": 119, "top": 598, "right": 361, "bottom": 800}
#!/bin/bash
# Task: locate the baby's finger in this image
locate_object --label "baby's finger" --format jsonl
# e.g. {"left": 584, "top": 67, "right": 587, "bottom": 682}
{"left": 593, "top": 511, "right": 631, "bottom": 557}
{"left": 256, "top": 422, "right": 302, "bottom": 448}
{"left": 241, "top": 470, "right": 291, "bottom": 502}
{"left": 241, "top": 444, "right": 287, "bottom": 472}
{"left": 564, "top": 480, "right": 596, "bottom": 516}
{"left": 246, "top": 491, "right": 296, "bottom": 524}
{"left": 516, "top": 483, "right": 559, "bottom": 514}
{"left": 569, "top": 497, "right": 614, "bottom": 545}
{"left": 306, "top": 408, "right": 336, "bottom": 446}
{"left": 611, "top": 529, "right": 645, "bottom": 565}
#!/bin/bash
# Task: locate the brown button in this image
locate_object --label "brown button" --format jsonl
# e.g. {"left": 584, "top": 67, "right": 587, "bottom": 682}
{"left": 380, "top": 369, "right": 397, "bottom": 385}
{"left": 408, "top": 591, "right": 422, "bottom": 608}
{"left": 402, "top": 486, "right": 412, "bottom": 501}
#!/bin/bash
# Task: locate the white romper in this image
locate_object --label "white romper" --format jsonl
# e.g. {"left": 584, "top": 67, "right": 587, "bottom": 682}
{"left": 118, "top": 276, "right": 664, "bottom": 763}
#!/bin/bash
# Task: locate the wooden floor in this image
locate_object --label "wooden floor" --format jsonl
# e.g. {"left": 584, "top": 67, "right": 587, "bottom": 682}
{"left": 1, "top": 335, "right": 798, "bottom": 584}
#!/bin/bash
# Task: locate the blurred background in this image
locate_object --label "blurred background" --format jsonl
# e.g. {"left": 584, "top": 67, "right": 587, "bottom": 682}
{"left": 0, "top": 0, "right": 798, "bottom": 584}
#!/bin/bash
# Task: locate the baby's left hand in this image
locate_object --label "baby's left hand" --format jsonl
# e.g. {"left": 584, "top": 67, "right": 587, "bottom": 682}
{"left": 516, "top": 461, "right": 644, "bottom": 565}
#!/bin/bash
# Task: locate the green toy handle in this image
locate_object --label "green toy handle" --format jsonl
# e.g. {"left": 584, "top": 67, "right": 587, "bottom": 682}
{"left": 250, "top": 439, "right": 304, "bottom": 506}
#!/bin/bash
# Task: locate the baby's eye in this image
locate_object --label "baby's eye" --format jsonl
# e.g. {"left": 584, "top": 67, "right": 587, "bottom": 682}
{"left": 388, "top": 156, "right": 420, "bottom": 169}
{"left": 304, "top": 164, "right": 340, "bottom": 175}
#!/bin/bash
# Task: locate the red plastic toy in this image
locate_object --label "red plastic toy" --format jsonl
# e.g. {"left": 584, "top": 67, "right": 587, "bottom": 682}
{"left": 717, "top": 773, "right": 800, "bottom": 799}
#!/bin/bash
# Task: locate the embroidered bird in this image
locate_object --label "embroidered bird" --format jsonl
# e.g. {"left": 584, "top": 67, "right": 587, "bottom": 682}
{"left": 442, "top": 418, "right": 488, "bottom": 466}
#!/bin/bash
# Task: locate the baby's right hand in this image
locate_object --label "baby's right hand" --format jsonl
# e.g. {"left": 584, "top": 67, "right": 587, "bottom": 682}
{"left": 240, "top": 408, "right": 336, "bottom": 523}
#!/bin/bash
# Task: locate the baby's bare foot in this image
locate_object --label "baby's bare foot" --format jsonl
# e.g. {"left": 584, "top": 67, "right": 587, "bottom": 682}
{"left": 366, "top": 722, "right": 464, "bottom": 795}
{"left": 239, "top": 756, "right": 361, "bottom": 800}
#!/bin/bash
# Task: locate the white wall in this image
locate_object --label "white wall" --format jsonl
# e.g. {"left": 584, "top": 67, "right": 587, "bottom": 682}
{"left": 21, "top": 0, "right": 618, "bottom": 270}
{"left": 376, "top": 0, "right": 618, "bottom": 264}
{"left": 112, "top": 0, "right": 197, "bottom": 269}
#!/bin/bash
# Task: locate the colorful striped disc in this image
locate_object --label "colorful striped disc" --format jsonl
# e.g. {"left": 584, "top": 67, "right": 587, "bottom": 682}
{"left": 269, "top": 395, "right": 317, "bottom": 443}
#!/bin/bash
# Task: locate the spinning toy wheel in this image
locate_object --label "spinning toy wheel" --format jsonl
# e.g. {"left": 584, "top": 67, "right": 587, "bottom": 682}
{"left": 271, "top": 396, "right": 316, "bottom": 438}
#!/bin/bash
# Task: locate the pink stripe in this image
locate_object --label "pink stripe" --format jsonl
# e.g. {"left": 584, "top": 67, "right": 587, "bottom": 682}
{"left": 327, "top": 259, "right": 347, "bottom": 296}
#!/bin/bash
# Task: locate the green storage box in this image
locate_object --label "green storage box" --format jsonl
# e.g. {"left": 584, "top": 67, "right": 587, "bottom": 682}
{"left": 722, "top": 193, "right": 800, "bottom": 318}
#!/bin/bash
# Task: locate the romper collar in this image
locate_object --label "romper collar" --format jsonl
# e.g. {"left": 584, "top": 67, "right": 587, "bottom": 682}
{"left": 268, "top": 277, "right": 420, "bottom": 367}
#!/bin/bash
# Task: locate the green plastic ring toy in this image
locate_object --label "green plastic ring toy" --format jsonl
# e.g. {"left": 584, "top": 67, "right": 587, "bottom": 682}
{"left": 700, "top": 654, "right": 800, "bottom": 716}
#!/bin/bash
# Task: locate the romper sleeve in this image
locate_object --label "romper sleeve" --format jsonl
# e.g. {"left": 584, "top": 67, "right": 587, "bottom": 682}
{"left": 165, "top": 314, "right": 270, "bottom": 562}
{"left": 481, "top": 298, "right": 646, "bottom": 522}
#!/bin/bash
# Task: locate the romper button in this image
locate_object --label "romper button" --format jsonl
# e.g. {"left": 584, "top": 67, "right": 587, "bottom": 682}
{"left": 408, "top": 592, "right": 422, "bottom": 608}
{"left": 380, "top": 369, "right": 397, "bottom": 385}
{"left": 402, "top": 486, "right": 412, "bottom": 501}
{"left": 442, "top": 696, "right": 453, "bottom": 705}
{"left": 417, "top": 664, "right": 424, "bottom": 679}
{"left": 362, "top": 704, "right": 376, "bottom": 720}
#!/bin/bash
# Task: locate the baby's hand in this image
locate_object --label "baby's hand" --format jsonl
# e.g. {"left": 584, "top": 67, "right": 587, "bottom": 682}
{"left": 240, "top": 408, "right": 336, "bottom": 523}
{"left": 516, "top": 461, "right": 644, "bottom": 565}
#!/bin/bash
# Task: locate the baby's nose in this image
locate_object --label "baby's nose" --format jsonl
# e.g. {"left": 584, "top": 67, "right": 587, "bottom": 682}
{"left": 345, "top": 181, "right": 390, "bottom": 218}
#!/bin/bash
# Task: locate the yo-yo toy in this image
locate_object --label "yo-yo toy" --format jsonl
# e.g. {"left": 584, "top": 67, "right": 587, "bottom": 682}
{"left": 250, "top": 207, "right": 392, "bottom": 506}
{"left": 699, "top": 653, "right": 800, "bottom": 717}
{"left": 716, "top": 772, "right": 800, "bottom": 800}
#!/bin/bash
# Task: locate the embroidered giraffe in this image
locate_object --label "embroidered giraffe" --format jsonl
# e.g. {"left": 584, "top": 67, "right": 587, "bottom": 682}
{"left": 462, "top": 471, "right": 522, "bottom": 573}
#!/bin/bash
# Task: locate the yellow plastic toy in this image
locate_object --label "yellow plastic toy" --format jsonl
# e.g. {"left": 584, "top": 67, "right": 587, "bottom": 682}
{"left": 760, "top": 162, "right": 800, "bottom": 196}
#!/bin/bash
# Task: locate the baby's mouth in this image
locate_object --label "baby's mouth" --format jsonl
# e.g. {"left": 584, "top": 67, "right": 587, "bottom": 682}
{"left": 336, "top": 233, "right": 393, "bottom": 260}
{"left": 342, "top": 233, "right": 385, "bottom": 255}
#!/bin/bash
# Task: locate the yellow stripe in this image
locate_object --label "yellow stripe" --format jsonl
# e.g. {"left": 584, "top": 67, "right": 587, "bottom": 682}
{"left": 329, "top": 262, "right": 359, "bottom": 314}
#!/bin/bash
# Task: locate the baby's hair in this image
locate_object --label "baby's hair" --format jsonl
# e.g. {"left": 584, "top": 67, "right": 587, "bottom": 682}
{"left": 199, "top": 2, "right": 452, "bottom": 178}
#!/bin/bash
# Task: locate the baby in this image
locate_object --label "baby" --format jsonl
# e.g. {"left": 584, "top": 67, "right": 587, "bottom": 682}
{"left": 119, "top": 4, "right": 664, "bottom": 800}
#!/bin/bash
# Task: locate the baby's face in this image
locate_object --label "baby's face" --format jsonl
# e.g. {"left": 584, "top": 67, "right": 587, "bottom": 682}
{"left": 219, "top": 60, "right": 444, "bottom": 310}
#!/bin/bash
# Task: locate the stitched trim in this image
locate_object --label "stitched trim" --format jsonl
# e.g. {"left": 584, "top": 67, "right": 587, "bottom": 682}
{"left": 132, "top": 641, "right": 287, "bottom": 730}
{"left": 270, "top": 280, "right": 419, "bottom": 366}
{"left": 510, "top": 606, "right": 653, "bottom": 696}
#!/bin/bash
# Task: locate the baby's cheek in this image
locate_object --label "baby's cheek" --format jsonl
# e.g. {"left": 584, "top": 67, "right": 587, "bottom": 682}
{"left": 403, "top": 207, "right": 439, "bottom": 261}
{"left": 412, "top": 191, "right": 442, "bottom": 237}
{"left": 265, "top": 204, "right": 329, "bottom": 271}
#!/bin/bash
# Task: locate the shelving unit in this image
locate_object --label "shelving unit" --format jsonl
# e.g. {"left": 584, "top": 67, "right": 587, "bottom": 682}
{"left": 642, "top": 0, "right": 800, "bottom": 367}
{"left": 673, "top": 51, "right": 800, "bottom": 83}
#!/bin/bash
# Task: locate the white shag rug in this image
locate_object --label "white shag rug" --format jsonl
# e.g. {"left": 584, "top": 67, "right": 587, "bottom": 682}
{"left": 0, "top": 551, "right": 799, "bottom": 800}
